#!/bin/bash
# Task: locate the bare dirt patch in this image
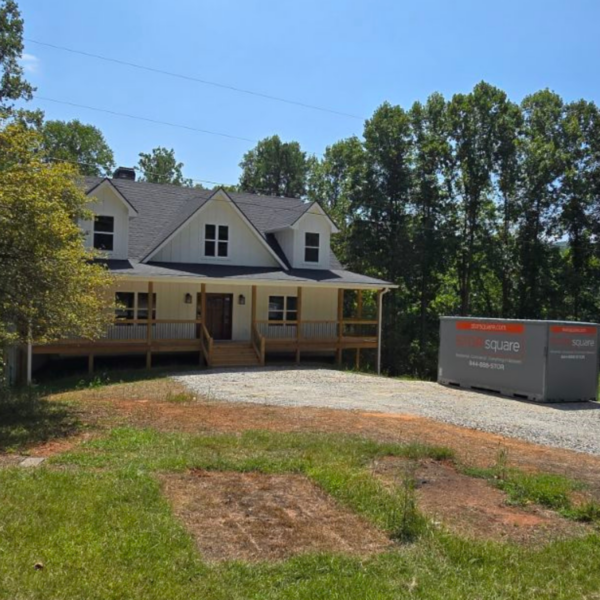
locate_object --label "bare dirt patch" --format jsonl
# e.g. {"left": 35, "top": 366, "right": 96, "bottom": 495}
{"left": 159, "top": 471, "right": 392, "bottom": 562}
{"left": 51, "top": 379, "right": 600, "bottom": 499}
{"left": 29, "top": 432, "right": 95, "bottom": 457}
{"left": 372, "top": 457, "right": 591, "bottom": 545}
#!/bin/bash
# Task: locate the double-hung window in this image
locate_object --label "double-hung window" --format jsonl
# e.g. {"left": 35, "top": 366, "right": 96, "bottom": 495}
{"left": 115, "top": 292, "right": 156, "bottom": 322}
{"left": 268, "top": 296, "right": 298, "bottom": 322}
{"left": 304, "top": 232, "right": 320, "bottom": 263}
{"left": 205, "top": 224, "right": 229, "bottom": 257}
{"left": 93, "top": 216, "right": 115, "bottom": 251}
{"left": 115, "top": 292, "right": 135, "bottom": 321}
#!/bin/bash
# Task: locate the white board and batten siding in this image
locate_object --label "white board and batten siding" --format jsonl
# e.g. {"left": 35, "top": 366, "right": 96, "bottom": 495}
{"left": 152, "top": 199, "right": 280, "bottom": 268}
{"left": 81, "top": 184, "right": 131, "bottom": 260}
{"left": 274, "top": 211, "right": 332, "bottom": 270}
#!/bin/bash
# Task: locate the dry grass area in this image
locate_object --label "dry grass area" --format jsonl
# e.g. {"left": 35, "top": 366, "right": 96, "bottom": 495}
{"left": 55, "top": 378, "right": 600, "bottom": 500}
{"left": 372, "top": 457, "right": 591, "bottom": 545}
{"left": 160, "top": 470, "right": 392, "bottom": 562}
{"left": 4, "top": 373, "right": 600, "bottom": 599}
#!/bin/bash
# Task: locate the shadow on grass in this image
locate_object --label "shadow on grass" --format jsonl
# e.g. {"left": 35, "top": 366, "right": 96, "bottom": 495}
{"left": 0, "top": 387, "right": 81, "bottom": 453}
{"left": 37, "top": 366, "right": 186, "bottom": 395}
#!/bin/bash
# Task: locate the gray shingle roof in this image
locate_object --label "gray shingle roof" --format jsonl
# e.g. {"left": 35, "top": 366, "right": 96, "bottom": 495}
{"left": 100, "top": 260, "right": 392, "bottom": 287}
{"left": 84, "top": 177, "right": 392, "bottom": 288}
{"left": 84, "top": 177, "right": 312, "bottom": 263}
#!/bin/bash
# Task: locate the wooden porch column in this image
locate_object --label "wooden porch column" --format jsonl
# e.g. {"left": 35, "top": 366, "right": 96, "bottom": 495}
{"left": 146, "top": 281, "right": 154, "bottom": 369}
{"left": 201, "top": 283, "right": 207, "bottom": 324}
{"left": 200, "top": 282, "right": 207, "bottom": 365}
{"left": 376, "top": 289, "right": 385, "bottom": 375}
{"left": 357, "top": 289, "right": 363, "bottom": 319}
{"left": 251, "top": 285, "right": 257, "bottom": 328}
{"left": 295, "top": 286, "right": 303, "bottom": 364}
{"left": 336, "top": 288, "right": 344, "bottom": 366}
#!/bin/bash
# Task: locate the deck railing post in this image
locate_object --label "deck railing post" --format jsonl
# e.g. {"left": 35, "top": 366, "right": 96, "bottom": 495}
{"left": 146, "top": 281, "right": 154, "bottom": 369}
{"left": 336, "top": 288, "right": 344, "bottom": 366}
{"left": 296, "top": 286, "right": 302, "bottom": 364}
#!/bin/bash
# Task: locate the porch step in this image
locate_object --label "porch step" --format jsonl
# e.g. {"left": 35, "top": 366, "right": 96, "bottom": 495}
{"left": 210, "top": 342, "right": 261, "bottom": 368}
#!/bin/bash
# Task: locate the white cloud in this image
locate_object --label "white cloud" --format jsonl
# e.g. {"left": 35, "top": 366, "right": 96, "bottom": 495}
{"left": 20, "top": 53, "right": 39, "bottom": 73}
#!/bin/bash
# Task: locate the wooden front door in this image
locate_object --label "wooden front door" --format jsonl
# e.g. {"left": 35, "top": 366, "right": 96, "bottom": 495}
{"left": 205, "top": 293, "right": 233, "bottom": 340}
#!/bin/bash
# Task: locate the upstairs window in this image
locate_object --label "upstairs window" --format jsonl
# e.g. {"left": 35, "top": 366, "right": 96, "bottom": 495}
{"left": 268, "top": 296, "right": 298, "bottom": 322}
{"left": 205, "top": 224, "right": 229, "bottom": 257}
{"left": 304, "top": 232, "right": 320, "bottom": 263}
{"left": 93, "top": 216, "right": 115, "bottom": 251}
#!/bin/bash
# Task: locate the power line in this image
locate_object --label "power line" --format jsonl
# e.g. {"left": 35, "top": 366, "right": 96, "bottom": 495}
{"left": 26, "top": 38, "right": 363, "bottom": 121}
{"left": 33, "top": 95, "right": 258, "bottom": 144}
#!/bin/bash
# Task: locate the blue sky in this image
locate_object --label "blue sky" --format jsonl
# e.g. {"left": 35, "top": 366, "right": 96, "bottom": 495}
{"left": 19, "top": 0, "right": 600, "bottom": 186}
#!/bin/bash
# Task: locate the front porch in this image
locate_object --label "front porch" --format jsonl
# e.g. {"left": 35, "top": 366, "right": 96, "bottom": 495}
{"left": 33, "top": 282, "right": 384, "bottom": 373}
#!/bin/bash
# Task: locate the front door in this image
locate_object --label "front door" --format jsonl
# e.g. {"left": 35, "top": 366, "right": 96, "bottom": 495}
{"left": 205, "top": 293, "right": 233, "bottom": 340}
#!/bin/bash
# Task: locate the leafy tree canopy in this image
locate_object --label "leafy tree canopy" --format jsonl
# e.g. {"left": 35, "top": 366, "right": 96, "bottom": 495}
{"left": 0, "top": 0, "right": 33, "bottom": 112}
{"left": 0, "top": 123, "right": 115, "bottom": 348}
{"left": 40, "top": 119, "right": 116, "bottom": 176}
{"left": 239, "top": 135, "right": 309, "bottom": 198}
{"left": 137, "top": 147, "right": 192, "bottom": 186}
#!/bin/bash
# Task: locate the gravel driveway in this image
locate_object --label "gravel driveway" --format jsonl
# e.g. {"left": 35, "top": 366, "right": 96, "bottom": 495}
{"left": 174, "top": 367, "right": 600, "bottom": 456}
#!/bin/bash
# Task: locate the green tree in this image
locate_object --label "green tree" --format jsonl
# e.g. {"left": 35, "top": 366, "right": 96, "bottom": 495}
{"left": 307, "top": 137, "right": 364, "bottom": 263}
{"left": 408, "top": 93, "right": 455, "bottom": 373}
{"left": 239, "top": 135, "right": 308, "bottom": 198}
{"left": 560, "top": 100, "right": 600, "bottom": 320}
{"left": 0, "top": 123, "right": 115, "bottom": 351}
{"left": 346, "top": 103, "right": 417, "bottom": 374}
{"left": 448, "top": 82, "right": 516, "bottom": 316}
{"left": 0, "top": 0, "right": 33, "bottom": 113}
{"left": 138, "top": 147, "right": 192, "bottom": 186}
{"left": 40, "top": 119, "right": 115, "bottom": 176}
{"left": 515, "top": 90, "right": 565, "bottom": 318}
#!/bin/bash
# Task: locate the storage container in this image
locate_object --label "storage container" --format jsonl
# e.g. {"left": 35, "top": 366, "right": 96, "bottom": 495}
{"left": 438, "top": 317, "right": 599, "bottom": 402}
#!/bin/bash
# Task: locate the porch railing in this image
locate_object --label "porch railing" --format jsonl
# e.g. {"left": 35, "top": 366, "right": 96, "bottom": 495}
{"left": 255, "top": 320, "right": 377, "bottom": 341}
{"left": 251, "top": 323, "right": 266, "bottom": 365}
{"left": 106, "top": 321, "right": 198, "bottom": 341}
{"left": 199, "top": 323, "right": 213, "bottom": 367}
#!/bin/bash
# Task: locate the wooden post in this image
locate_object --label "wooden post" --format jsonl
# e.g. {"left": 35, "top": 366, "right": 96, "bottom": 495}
{"left": 251, "top": 285, "right": 257, "bottom": 328}
{"left": 201, "top": 283, "right": 207, "bottom": 326}
{"left": 296, "top": 286, "right": 302, "bottom": 364}
{"left": 26, "top": 339, "right": 32, "bottom": 385}
{"left": 355, "top": 348, "right": 360, "bottom": 371}
{"left": 357, "top": 289, "right": 363, "bottom": 319}
{"left": 146, "top": 281, "right": 154, "bottom": 369}
{"left": 200, "top": 283, "right": 208, "bottom": 365}
{"left": 336, "top": 288, "right": 344, "bottom": 366}
{"left": 88, "top": 354, "right": 94, "bottom": 374}
{"left": 376, "top": 290, "right": 382, "bottom": 375}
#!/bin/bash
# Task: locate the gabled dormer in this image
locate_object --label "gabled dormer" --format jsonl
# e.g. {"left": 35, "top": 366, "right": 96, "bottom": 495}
{"left": 143, "top": 189, "right": 287, "bottom": 268}
{"left": 268, "top": 203, "right": 339, "bottom": 270}
{"left": 81, "top": 170, "right": 139, "bottom": 260}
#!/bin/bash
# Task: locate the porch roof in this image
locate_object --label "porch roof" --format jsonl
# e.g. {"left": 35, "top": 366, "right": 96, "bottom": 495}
{"left": 100, "top": 260, "right": 395, "bottom": 288}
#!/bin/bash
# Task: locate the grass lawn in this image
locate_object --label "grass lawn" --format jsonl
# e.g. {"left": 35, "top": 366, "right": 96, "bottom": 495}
{"left": 1, "top": 373, "right": 600, "bottom": 599}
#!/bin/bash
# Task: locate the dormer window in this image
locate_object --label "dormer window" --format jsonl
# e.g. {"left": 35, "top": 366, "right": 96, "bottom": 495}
{"left": 93, "top": 216, "right": 115, "bottom": 251}
{"left": 304, "top": 232, "right": 320, "bottom": 263}
{"left": 205, "top": 224, "right": 229, "bottom": 258}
